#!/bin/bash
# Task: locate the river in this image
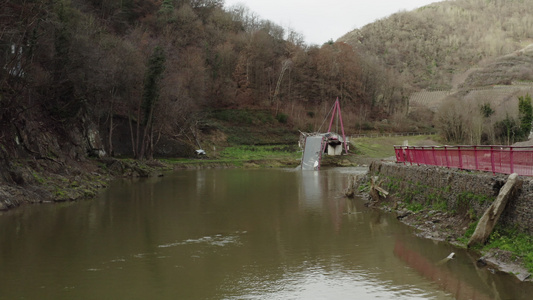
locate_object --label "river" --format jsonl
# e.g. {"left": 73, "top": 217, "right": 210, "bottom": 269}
{"left": 1, "top": 167, "right": 532, "bottom": 299}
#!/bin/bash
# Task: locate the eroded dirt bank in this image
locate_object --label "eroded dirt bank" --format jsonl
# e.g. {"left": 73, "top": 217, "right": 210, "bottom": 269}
{"left": 0, "top": 155, "right": 305, "bottom": 211}
{"left": 0, "top": 156, "right": 174, "bottom": 211}
{"left": 347, "top": 161, "right": 533, "bottom": 281}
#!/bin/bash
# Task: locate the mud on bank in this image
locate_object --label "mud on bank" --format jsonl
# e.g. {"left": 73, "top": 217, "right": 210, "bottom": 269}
{"left": 347, "top": 161, "right": 533, "bottom": 281}
{"left": 0, "top": 158, "right": 172, "bottom": 211}
{"left": 0, "top": 155, "right": 310, "bottom": 212}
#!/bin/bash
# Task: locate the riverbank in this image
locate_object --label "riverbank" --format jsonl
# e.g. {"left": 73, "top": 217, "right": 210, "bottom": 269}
{"left": 0, "top": 130, "right": 438, "bottom": 211}
{"left": 0, "top": 132, "right": 437, "bottom": 211}
{"left": 0, "top": 158, "right": 173, "bottom": 211}
{"left": 347, "top": 161, "right": 533, "bottom": 281}
{"left": 0, "top": 144, "right": 364, "bottom": 212}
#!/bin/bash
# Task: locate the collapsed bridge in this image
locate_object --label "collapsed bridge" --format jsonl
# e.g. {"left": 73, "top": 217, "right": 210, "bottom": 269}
{"left": 300, "top": 98, "right": 349, "bottom": 170}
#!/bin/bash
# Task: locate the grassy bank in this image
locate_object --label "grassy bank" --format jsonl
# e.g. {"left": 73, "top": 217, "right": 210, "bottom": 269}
{"left": 165, "top": 133, "right": 442, "bottom": 168}
{"left": 163, "top": 145, "right": 302, "bottom": 168}
{"left": 460, "top": 224, "right": 533, "bottom": 273}
{"left": 351, "top": 134, "right": 440, "bottom": 158}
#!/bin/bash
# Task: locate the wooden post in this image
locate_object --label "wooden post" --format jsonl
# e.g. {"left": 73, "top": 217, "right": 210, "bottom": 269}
{"left": 468, "top": 173, "right": 521, "bottom": 248}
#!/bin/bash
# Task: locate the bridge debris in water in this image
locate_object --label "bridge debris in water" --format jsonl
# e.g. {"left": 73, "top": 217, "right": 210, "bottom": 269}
{"left": 299, "top": 98, "right": 349, "bottom": 170}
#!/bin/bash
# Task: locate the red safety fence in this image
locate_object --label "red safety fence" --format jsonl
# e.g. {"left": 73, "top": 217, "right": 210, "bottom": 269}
{"left": 394, "top": 145, "right": 533, "bottom": 176}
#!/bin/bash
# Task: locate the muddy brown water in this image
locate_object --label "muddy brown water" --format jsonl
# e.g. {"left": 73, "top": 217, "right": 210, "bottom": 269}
{"left": 1, "top": 167, "right": 533, "bottom": 299}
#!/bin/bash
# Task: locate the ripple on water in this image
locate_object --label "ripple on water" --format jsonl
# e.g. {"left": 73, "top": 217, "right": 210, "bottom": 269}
{"left": 221, "top": 263, "right": 454, "bottom": 300}
{"left": 158, "top": 232, "right": 244, "bottom": 248}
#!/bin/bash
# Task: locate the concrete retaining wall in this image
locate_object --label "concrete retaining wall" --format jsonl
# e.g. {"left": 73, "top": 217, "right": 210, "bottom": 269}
{"left": 365, "top": 161, "right": 533, "bottom": 235}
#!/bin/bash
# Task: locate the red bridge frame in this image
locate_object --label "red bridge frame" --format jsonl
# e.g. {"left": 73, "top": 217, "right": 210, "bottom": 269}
{"left": 394, "top": 145, "right": 533, "bottom": 176}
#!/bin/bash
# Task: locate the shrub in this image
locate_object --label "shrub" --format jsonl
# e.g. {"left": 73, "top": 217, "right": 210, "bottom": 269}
{"left": 518, "top": 93, "right": 532, "bottom": 138}
{"left": 276, "top": 113, "right": 288, "bottom": 124}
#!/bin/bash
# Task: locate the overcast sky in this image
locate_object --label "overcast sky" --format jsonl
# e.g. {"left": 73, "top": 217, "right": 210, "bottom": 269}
{"left": 223, "top": 0, "right": 438, "bottom": 45}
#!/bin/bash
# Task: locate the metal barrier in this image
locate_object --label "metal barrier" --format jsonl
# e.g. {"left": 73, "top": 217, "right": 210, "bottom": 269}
{"left": 394, "top": 145, "right": 533, "bottom": 176}
{"left": 352, "top": 132, "right": 436, "bottom": 139}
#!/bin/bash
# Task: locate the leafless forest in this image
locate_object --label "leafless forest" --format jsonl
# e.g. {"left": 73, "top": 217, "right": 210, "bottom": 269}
{"left": 2, "top": 0, "right": 533, "bottom": 160}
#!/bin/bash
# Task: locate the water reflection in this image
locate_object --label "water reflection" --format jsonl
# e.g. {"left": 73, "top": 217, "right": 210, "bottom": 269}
{"left": 394, "top": 239, "right": 493, "bottom": 300}
{"left": 0, "top": 168, "right": 532, "bottom": 299}
{"left": 299, "top": 170, "right": 323, "bottom": 211}
{"left": 394, "top": 237, "right": 533, "bottom": 300}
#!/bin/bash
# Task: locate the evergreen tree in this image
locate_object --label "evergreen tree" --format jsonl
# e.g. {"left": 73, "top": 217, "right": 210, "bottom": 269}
{"left": 518, "top": 94, "right": 532, "bottom": 139}
{"left": 139, "top": 46, "right": 166, "bottom": 159}
{"left": 142, "top": 46, "right": 166, "bottom": 126}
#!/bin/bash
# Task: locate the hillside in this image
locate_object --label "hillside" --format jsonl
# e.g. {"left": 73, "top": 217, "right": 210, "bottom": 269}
{"left": 4, "top": 0, "right": 532, "bottom": 168}
{"left": 461, "top": 44, "right": 533, "bottom": 88}
{"left": 1, "top": 0, "right": 408, "bottom": 162}
{"left": 340, "top": 0, "right": 533, "bottom": 90}
{"left": 338, "top": 0, "right": 533, "bottom": 145}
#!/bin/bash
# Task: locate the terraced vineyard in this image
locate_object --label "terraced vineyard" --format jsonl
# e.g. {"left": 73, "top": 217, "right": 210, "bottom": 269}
{"left": 409, "top": 90, "right": 451, "bottom": 112}
{"left": 409, "top": 85, "right": 533, "bottom": 113}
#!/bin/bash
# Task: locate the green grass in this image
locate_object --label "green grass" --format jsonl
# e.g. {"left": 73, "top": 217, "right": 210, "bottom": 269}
{"left": 358, "top": 182, "right": 370, "bottom": 193}
{"left": 457, "top": 221, "right": 478, "bottom": 246}
{"left": 406, "top": 202, "right": 424, "bottom": 212}
{"left": 351, "top": 135, "right": 439, "bottom": 158}
{"left": 432, "top": 199, "right": 448, "bottom": 211}
{"left": 32, "top": 171, "right": 46, "bottom": 184}
{"left": 219, "top": 145, "right": 300, "bottom": 160}
{"left": 484, "top": 227, "right": 533, "bottom": 272}
{"left": 211, "top": 109, "right": 275, "bottom": 125}
{"left": 162, "top": 145, "right": 301, "bottom": 167}
{"left": 458, "top": 191, "right": 493, "bottom": 205}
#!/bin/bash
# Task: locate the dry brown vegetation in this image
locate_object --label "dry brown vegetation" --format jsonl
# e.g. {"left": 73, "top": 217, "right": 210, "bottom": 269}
{"left": 4, "top": 0, "right": 533, "bottom": 164}
{"left": 339, "top": 0, "right": 533, "bottom": 144}
{"left": 341, "top": 0, "right": 533, "bottom": 90}
{"left": 1, "top": 0, "right": 411, "bottom": 162}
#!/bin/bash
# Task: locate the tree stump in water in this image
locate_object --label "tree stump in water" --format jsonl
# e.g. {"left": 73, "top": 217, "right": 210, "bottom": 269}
{"left": 468, "top": 173, "right": 521, "bottom": 248}
{"left": 370, "top": 176, "right": 389, "bottom": 202}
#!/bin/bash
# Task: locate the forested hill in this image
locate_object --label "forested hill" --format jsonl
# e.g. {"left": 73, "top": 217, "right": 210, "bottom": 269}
{"left": 340, "top": 0, "right": 533, "bottom": 90}
{"left": 3, "top": 0, "right": 533, "bottom": 168}
{"left": 1, "top": 0, "right": 406, "bottom": 164}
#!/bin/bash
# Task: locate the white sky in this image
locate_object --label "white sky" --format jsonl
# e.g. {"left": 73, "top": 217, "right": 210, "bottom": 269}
{"left": 223, "top": 0, "right": 438, "bottom": 45}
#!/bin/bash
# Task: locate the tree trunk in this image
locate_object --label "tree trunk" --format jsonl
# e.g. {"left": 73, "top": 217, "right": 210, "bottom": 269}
{"left": 128, "top": 112, "right": 137, "bottom": 158}
{"left": 108, "top": 112, "right": 114, "bottom": 157}
{"left": 135, "top": 101, "right": 142, "bottom": 159}
{"left": 140, "top": 100, "right": 156, "bottom": 160}
{"left": 468, "top": 173, "right": 521, "bottom": 248}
